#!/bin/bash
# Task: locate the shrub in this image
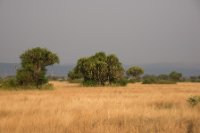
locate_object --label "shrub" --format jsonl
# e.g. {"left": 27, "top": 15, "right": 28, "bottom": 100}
{"left": 169, "top": 71, "right": 182, "bottom": 81}
{"left": 82, "top": 80, "right": 98, "bottom": 87}
{"left": 0, "top": 77, "right": 54, "bottom": 90}
{"left": 0, "top": 77, "right": 19, "bottom": 88}
{"left": 126, "top": 66, "right": 144, "bottom": 82}
{"left": 142, "top": 75, "right": 157, "bottom": 84}
{"left": 142, "top": 75, "right": 177, "bottom": 84}
{"left": 115, "top": 78, "right": 128, "bottom": 86}
{"left": 67, "top": 70, "right": 83, "bottom": 80}
{"left": 187, "top": 96, "right": 200, "bottom": 107}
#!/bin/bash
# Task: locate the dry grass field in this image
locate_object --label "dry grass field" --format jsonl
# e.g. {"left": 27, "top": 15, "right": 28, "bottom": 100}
{"left": 0, "top": 82, "right": 200, "bottom": 133}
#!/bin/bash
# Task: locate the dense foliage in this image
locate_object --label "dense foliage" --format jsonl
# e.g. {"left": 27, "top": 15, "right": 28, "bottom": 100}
{"left": 126, "top": 66, "right": 144, "bottom": 82}
{"left": 16, "top": 47, "right": 59, "bottom": 87}
{"left": 70, "top": 52, "right": 125, "bottom": 86}
{"left": 169, "top": 71, "right": 182, "bottom": 81}
{"left": 67, "top": 69, "right": 83, "bottom": 80}
{"left": 189, "top": 76, "right": 200, "bottom": 82}
{"left": 142, "top": 71, "right": 182, "bottom": 84}
{"left": 0, "top": 76, "right": 18, "bottom": 88}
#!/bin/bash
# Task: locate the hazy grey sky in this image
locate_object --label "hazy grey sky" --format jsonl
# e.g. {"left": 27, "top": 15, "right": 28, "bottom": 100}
{"left": 0, "top": 0, "right": 200, "bottom": 65}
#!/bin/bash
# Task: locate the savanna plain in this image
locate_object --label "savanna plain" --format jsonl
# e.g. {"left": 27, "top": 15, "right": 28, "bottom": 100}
{"left": 0, "top": 82, "right": 200, "bottom": 133}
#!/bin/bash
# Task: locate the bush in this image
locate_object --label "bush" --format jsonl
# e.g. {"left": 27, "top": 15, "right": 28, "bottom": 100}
{"left": 21, "top": 83, "right": 55, "bottom": 90}
{"left": 0, "top": 77, "right": 54, "bottom": 90}
{"left": 67, "top": 70, "right": 83, "bottom": 80}
{"left": 169, "top": 71, "right": 182, "bottom": 81}
{"left": 82, "top": 78, "right": 128, "bottom": 87}
{"left": 0, "top": 77, "right": 19, "bottom": 88}
{"left": 142, "top": 75, "right": 157, "bottom": 84}
{"left": 187, "top": 96, "right": 200, "bottom": 107}
{"left": 115, "top": 78, "right": 128, "bottom": 86}
{"left": 82, "top": 80, "right": 98, "bottom": 87}
{"left": 142, "top": 75, "right": 177, "bottom": 84}
{"left": 126, "top": 66, "right": 144, "bottom": 82}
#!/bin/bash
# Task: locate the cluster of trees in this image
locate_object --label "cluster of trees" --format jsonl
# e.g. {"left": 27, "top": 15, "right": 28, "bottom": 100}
{"left": 67, "top": 52, "right": 187, "bottom": 86}
{"left": 68, "top": 52, "right": 126, "bottom": 86}
{"left": 1, "top": 47, "right": 199, "bottom": 89}
{"left": 142, "top": 71, "right": 183, "bottom": 84}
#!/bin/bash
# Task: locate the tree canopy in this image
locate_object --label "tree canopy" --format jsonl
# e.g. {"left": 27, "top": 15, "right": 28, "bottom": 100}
{"left": 126, "top": 66, "right": 144, "bottom": 81}
{"left": 71, "top": 52, "right": 125, "bottom": 86}
{"left": 16, "top": 47, "right": 59, "bottom": 87}
{"left": 169, "top": 71, "right": 182, "bottom": 81}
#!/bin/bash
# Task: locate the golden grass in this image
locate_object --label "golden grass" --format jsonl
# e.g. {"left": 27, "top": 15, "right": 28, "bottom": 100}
{"left": 0, "top": 82, "right": 200, "bottom": 133}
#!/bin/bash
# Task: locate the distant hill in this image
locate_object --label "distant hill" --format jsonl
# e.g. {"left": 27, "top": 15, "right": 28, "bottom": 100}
{"left": 0, "top": 63, "right": 200, "bottom": 77}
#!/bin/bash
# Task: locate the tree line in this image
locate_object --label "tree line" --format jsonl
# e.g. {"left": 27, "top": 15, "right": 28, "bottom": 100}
{"left": 0, "top": 47, "right": 197, "bottom": 89}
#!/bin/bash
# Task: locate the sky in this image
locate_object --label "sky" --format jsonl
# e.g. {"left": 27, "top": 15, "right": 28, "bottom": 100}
{"left": 0, "top": 0, "right": 200, "bottom": 66}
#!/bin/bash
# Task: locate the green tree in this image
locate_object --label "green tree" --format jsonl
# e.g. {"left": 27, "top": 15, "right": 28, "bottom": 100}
{"left": 73, "top": 52, "right": 125, "bottom": 86}
{"left": 169, "top": 71, "right": 182, "bottom": 81}
{"left": 107, "top": 55, "right": 124, "bottom": 84}
{"left": 16, "top": 47, "right": 59, "bottom": 87}
{"left": 68, "top": 69, "right": 83, "bottom": 80}
{"left": 126, "top": 66, "right": 144, "bottom": 81}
